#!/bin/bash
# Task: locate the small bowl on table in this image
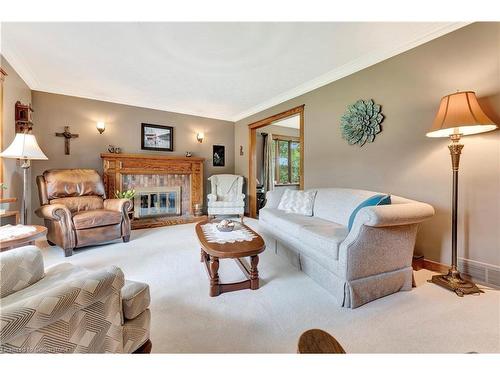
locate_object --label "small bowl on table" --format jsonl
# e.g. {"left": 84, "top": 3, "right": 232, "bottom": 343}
{"left": 216, "top": 219, "right": 236, "bottom": 232}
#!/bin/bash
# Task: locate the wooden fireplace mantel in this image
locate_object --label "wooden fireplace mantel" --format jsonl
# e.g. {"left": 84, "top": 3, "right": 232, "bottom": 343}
{"left": 101, "top": 153, "right": 205, "bottom": 226}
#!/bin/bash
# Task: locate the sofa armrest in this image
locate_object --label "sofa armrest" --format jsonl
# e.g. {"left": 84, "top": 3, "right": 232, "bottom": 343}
{"left": 338, "top": 202, "right": 434, "bottom": 281}
{"left": 356, "top": 202, "right": 435, "bottom": 228}
{"left": 0, "top": 246, "right": 45, "bottom": 299}
{"left": 0, "top": 266, "right": 125, "bottom": 343}
{"left": 263, "top": 189, "right": 286, "bottom": 209}
{"left": 35, "top": 204, "right": 72, "bottom": 222}
{"left": 104, "top": 198, "right": 131, "bottom": 213}
{"left": 207, "top": 194, "right": 217, "bottom": 203}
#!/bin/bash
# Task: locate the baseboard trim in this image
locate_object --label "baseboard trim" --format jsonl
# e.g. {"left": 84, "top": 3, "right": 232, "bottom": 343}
{"left": 413, "top": 257, "right": 500, "bottom": 289}
{"left": 422, "top": 259, "right": 449, "bottom": 274}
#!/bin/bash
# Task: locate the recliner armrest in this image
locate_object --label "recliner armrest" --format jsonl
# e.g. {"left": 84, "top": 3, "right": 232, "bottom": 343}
{"left": 104, "top": 198, "right": 131, "bottom": 213}
{"left": 207, "top": 194, "right": 217, "bottom": 203}
{"left": 35, "top": 204, "right": 72, "bottom": 222}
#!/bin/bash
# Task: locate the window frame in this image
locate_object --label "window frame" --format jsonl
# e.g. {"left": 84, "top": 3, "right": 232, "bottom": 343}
{"left": 272, "top": 134, "right": 300, "bottom": 186}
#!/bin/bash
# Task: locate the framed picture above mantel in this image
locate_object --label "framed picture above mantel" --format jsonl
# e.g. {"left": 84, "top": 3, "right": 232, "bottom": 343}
{"left": 141, "top": 123, "right": 174, "bottom": 151}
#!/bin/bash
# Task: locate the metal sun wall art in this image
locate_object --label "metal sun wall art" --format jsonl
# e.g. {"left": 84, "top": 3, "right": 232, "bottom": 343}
{"left": 340, "top": 99, "right": 384, "bottom": 146}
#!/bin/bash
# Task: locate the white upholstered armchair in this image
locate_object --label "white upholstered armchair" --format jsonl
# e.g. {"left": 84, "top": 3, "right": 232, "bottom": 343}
{"left": 207, "top": 174, "right": 245, "bottom": 220}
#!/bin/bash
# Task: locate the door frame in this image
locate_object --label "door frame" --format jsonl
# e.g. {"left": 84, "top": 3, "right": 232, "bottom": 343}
{"left": 247, "top": 104, "right": 305, "bottom": 218}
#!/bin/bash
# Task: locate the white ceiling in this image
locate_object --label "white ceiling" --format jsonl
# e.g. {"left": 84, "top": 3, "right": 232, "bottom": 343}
{"left": 271, "top": 115, "right": 300, "bottom": 129}
{"left": 1, "top": 22, "right": 466, "bottom": 121}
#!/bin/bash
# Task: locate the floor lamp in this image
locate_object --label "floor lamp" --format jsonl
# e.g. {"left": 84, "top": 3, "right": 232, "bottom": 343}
{"left": 426, "top": 91, "right": 498, "bottom": 296}
{"left": 0, "top": 133, "right": 48, "bottom": 224}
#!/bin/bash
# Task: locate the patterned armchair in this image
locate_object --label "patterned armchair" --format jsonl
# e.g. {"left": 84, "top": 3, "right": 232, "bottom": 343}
{"left": 0, "top": 246, "right": 151, "bottom": 353}
{"left": 207, "top": 174, "right": 245, "bottom": 220}
{"left": 35, "top": 169, "right": 131, "bottom": 257}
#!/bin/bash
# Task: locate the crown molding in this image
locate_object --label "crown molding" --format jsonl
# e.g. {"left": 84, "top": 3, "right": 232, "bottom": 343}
{"left": 231, "top": 22, "right": 470, "bottom": 122}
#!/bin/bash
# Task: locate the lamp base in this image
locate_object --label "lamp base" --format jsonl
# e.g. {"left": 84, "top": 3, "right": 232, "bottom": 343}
{"left": 428, "top": 269, "right": 484, "bottom": 297}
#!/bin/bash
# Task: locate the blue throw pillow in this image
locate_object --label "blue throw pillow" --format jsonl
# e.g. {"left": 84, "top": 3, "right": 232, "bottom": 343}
{"left": 348, "top": 194, "right": 391, "bottom": 231}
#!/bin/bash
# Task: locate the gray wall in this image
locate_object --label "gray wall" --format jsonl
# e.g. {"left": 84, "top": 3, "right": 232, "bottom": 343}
{"left": 1, "top": 57, "right": 32, "bottom": 215}
{"left": 29, "top": 91, "right": 235, "bottom": 223}
{"left": 235, "top": 22, "right": 500, "bottom": 267}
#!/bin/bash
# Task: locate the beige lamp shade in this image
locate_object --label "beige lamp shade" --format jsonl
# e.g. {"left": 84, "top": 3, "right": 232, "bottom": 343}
{"left": 0, "top": 133, "right": 48, "bottom": 160}
{"left": 426, "top": 91, "right": 498, "bottom": 138}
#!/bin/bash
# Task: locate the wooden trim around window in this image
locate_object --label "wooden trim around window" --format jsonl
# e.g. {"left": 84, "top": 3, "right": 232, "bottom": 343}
{"left": 272, "top": 134, "right": 300, "bottom": 142}
{"left": 274, "top": 136, "right": 300, "bottom": 185}
{"left": 248, "top": 104, "right": 305, "bottom": 218}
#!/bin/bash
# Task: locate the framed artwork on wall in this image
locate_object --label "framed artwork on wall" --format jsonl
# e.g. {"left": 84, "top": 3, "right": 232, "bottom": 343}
{"left": 213, "top": 145, "right": 225, "bottom": 167}
{"left": 141, "top": 123, "right": 174, "bottom": 151}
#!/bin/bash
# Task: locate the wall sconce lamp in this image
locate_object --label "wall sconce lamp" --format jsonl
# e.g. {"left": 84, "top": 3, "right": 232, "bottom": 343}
{"left": 196, "top": 132, "right": 204, "bottom": 143}
{"left": 96, "top": 121, "right": 106, "bottom": 134}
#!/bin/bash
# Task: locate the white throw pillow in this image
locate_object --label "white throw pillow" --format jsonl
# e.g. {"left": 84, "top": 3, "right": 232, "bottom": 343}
{"left": 277, "top": 189, "right": 317, "bottom": 216}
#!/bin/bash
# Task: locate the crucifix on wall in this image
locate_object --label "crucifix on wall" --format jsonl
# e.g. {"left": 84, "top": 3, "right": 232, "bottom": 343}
{"left": 55, "top": 126, "right": 79, "bottom": 155}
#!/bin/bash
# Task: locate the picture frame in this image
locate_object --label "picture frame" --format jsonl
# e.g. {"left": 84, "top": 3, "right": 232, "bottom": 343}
{"left": 141, "top": 123, "right": 174, "bottom": 151}
{"left": 213, "top": 145, "right": 225, "bottom": 167}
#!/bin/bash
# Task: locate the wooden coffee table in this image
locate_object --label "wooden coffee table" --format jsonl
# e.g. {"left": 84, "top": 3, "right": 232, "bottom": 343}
{"left": 195, "top": 221, "right": 265, "bottom": 297}
{"left": 0, "top": 225, "right": 48, "bottom": 251}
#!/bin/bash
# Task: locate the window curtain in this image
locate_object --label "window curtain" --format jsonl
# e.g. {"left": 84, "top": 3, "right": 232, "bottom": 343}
{"left": 262, "top": 133, "right": 274, "bottom": 193}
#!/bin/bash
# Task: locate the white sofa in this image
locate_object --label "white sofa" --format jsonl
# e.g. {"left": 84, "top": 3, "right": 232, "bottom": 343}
{"left": 259, "top": 188, "right": 434, "bottom": 308}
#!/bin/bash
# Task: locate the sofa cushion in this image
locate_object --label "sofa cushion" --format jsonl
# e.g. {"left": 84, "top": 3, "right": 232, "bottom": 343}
{"left": 277, "top": 189, "right": 317, "bottom": 216}
{"left": 299, "top": 223, "right": 349, "bottom": 261}
{"left": 259, "top": 208, "right": 334, "bottom": 236}
{"left": 72, "top": 209, "right": 122, "bottom": 229}
{"left": 313, "top": 188, "right": 385, "bottom": 226}
{"left": 208, "top": 200, "right": 245, "bottom": 208}
{"left": 121, "top": 280, "right": 151, "bottom": 320}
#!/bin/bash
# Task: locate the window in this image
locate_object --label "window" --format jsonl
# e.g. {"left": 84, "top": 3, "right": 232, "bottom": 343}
{"left": 273, "top": 135, "right": 300, "bottom": 185}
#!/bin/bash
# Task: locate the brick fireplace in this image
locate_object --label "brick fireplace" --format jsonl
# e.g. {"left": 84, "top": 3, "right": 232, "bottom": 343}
{"left": 101, "top": 153, "right": 206, "bottom": 228}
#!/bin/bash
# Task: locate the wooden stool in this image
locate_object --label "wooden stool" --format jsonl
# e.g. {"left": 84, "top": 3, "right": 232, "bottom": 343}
{"left": 297, "top": 329, "right": 346, "bottom": 354}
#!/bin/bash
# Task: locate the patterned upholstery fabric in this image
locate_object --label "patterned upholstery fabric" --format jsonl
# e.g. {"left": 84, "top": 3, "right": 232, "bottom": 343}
{"left": 123, "top": 310, "right": 151, "bottom": 353}
{"left": 207, "top": 174, "right": 245, "bottom": 217}
{"left": 0, "top": 246, "right": 151, "bottom": 353}
{"left": 0, "top": 246, "right": 44, "bottom": 298}
{"left": 121, "top": 280, "right": 151, "bottom": 320}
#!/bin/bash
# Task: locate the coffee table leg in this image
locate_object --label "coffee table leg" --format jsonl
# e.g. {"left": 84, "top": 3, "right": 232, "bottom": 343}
{"left": 250, "top": 255, "right": 259, "bottom": 290}
{"left": 209, "top": 256, "right": 220, "bottom": 297}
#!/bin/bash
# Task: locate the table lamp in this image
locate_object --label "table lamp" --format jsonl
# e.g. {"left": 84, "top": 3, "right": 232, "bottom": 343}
{"left": 426, "top": 91, "right": 498, "bottom": 296}
{"left": 0, "top": 133, "right": 48, "bottom": 224}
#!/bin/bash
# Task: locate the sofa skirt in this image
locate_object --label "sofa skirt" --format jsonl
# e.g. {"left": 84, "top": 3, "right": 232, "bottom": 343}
{"left": 268, "top": 235, "right": 412, "bottom": 308}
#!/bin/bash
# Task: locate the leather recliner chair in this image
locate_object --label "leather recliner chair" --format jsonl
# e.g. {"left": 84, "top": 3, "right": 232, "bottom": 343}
{"left": 35, "top": 169, "right": 131, "bottom": 257}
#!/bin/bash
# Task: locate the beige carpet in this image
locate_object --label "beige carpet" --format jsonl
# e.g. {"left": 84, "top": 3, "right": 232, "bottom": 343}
{"left": 38, "top": 219, "right": 500, "bottom": 353}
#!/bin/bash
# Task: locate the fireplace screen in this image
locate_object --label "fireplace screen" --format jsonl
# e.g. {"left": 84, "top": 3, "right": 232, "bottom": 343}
{"left": 133, "top": 187, "right": 181, "bottom": 218}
